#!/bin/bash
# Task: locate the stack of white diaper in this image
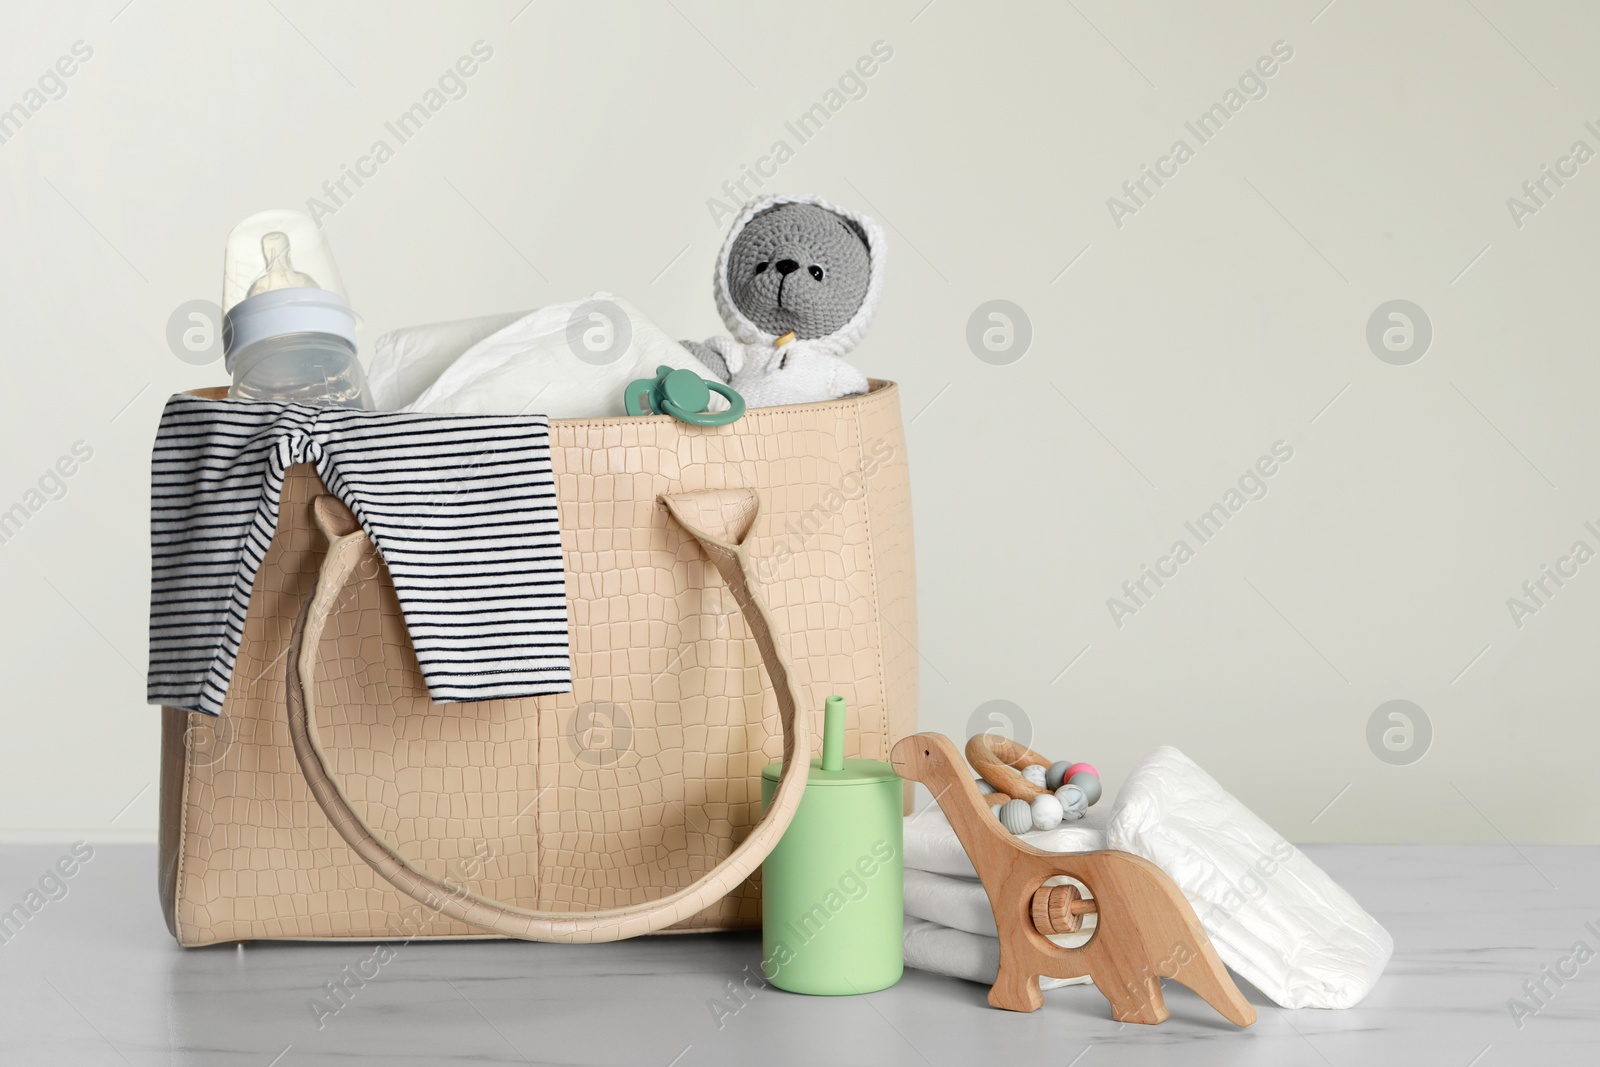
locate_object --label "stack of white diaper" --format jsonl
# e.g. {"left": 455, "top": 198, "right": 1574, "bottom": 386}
{"left": 1107, "top": 747, "right": 1393, "bottom": 1008}
{"left": 900, "top": 798, "right": 1109, "bottom": 989}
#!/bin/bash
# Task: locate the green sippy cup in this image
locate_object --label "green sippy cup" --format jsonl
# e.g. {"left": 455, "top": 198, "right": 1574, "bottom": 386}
{"left": 759, "top": 696, "right": 904, "bottom": 995}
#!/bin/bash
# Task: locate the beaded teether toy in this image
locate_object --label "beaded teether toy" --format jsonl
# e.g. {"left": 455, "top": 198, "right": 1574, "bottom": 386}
{"left": 891, "top": 732, "right": 1256, "bottom": 1026}
{"left": 965, "top": 734, "right": 1102, "bottom": 833}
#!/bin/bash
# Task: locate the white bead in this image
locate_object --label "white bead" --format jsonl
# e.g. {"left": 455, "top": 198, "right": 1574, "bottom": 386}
{"left": 976, "top": 778, "right": 996, "bottom": 796}
{"left": 1021, "top": 764, "right": 1048, "bottom": 788}
{"left": 1030, "top": 793, "right": 1064, "bottom": 831}
{"left": 999, "top": 798, "right": 1033, "bottom": 835}
{"left": 1056, "top": 783, "right": 1088, "bottom": 819}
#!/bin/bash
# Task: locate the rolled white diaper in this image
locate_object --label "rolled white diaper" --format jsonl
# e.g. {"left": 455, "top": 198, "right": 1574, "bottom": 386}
{"left": 903, "top": 918, "right": 1094, "bottom": 988}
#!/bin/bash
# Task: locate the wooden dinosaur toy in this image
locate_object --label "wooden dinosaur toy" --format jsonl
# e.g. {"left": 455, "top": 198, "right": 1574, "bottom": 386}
{"left": 891, "top": 732, "right": 1256, "bottom": 1027}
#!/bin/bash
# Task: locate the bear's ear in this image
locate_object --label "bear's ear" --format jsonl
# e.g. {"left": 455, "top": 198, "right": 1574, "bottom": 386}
{"left": 837, "top": 214, "right": 869, "bottom": 250}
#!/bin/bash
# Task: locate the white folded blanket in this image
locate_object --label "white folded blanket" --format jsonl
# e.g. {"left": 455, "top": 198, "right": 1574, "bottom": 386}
{"left": 903, "top": 919, "right": 1093, "bottom": 989}
{"left": 369, "top": 293, "right": 726, "bottom": 418}
{"left": 368, "top": 309, "right": 527, "bottom": 410}
{"left": 903, "top": 802, "right": 1108, "bottom": 878}
{"left": 904, "top": 869, "right": 1000, "bottom": 937}
{"left": 901, "top": 805, "right": 1106, "bottom": 989}
{"left": 905, "top": 869, "right": 1101, "bottom": 940}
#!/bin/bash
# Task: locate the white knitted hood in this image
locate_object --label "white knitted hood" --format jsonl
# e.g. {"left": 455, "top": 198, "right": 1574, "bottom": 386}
{"left": 713, "top": 193, "right": 887, "bottom": 359}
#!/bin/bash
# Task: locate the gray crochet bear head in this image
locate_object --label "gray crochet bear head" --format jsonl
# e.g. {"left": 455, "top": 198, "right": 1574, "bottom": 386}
{"left": 679, "top": 194, "right": 883, "bottom": 410}
{"left": 713, "top": 194, "right": 886, "bottom": 359}
{"left": 725, "top": 203, "right": 871, "bottom": 340}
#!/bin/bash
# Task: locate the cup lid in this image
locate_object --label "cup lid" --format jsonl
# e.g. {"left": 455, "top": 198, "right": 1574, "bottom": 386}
{"left": 762, "top": 757, "right": 900, "bottom": 786}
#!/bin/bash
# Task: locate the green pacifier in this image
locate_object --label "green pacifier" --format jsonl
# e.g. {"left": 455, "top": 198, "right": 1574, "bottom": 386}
{"left": 623, "top": 365, "right": 745, "bottom": 426}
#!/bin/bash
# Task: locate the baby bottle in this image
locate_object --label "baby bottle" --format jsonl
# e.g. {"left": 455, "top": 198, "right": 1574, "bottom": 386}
{"left": 222, "top": 210, "right": 372, "bottom": 408}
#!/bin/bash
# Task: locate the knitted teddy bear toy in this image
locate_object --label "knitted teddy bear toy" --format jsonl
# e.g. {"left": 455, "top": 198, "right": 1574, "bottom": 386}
{"left": 682, "top": 193, "right": 885, "bottom": 409}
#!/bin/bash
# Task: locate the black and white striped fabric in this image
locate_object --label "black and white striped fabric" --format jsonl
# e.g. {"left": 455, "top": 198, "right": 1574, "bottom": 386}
{"left": 149, "top": 394, "right": 570, "bottom": 717}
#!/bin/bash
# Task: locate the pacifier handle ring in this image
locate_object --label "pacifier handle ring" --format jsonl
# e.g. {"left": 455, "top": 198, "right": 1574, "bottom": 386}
{"left": 661, "top": 381, "right": 745, "bottom": 427}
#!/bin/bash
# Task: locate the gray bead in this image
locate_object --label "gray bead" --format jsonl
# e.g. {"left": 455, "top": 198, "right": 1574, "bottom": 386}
{"left": 1068, "top": 771, "right": 1102, "bottom": 807}
{"left": 1046, "top": 760, "right": 1073, "bottom": 790}
{"left": 999, "top": 798, "right": 1033, "bottom": 835}
{"left": 976, "top": 778, "right": 996, "bottom": 796}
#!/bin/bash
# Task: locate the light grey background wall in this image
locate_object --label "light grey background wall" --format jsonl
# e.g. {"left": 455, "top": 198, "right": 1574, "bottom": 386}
{"left": 2, "top": 0, "right": 1594, "bottom": 844}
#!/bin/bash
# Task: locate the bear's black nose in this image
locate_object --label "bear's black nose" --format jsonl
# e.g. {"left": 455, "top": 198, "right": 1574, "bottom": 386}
{"left": 775, "top": 259, "right": 799, "bottom": 276}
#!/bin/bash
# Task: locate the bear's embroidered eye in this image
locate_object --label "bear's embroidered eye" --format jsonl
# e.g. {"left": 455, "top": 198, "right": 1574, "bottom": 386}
{"left": 808, "top": 265, "right": 825, "bottom": 281}
{"left": 755, "top": 261, "right": 769, "bottom": 274}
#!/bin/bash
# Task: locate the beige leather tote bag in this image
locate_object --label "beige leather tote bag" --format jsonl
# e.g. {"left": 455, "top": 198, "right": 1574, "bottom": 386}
{"left": 158, "top": 382, "right": 916, "bottom": 946}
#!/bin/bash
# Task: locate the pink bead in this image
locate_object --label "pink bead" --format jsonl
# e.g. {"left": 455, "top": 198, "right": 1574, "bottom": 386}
{"left": 1065, "top": 762, "right": 1097, "bottom": 780}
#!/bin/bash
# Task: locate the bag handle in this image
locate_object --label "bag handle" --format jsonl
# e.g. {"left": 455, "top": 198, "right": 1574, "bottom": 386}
{"left": 284, "top": 488, "right": 812, "bottom": 943}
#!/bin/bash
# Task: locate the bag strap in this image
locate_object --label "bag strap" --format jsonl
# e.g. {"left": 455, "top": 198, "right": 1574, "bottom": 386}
{"left": 284, "top": 488, "right": 812, "bottom": 943}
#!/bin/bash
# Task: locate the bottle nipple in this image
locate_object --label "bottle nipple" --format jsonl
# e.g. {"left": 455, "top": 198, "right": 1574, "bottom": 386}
{"left": 247, "top": 231, "right": 319, "bottom": 297}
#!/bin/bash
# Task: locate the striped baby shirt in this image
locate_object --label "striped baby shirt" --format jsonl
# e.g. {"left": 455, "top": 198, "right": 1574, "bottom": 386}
{"left": 148, "top": 394, "right": 571, "bottom": 717}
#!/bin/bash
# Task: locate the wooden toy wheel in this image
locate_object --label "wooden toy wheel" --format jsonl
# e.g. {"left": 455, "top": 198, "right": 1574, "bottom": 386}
{"left": 1032, "top": 882, "right": 1096, "bottom": 935}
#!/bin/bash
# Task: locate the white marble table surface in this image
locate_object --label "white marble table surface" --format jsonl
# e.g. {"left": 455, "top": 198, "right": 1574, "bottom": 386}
{"left": 0, "top": 844, "right": 1594, "bottom": 1066}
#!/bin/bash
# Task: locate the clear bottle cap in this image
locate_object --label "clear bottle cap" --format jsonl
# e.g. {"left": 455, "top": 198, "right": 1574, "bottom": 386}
{"left": 222, "top": 209, "right": 348, "bottom": 316}
{"left": 222, "top": 209, "right": 358, "bottom": 366}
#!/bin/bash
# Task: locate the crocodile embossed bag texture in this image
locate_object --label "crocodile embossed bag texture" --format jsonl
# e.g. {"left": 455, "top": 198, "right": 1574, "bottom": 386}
{"left": 158, "top": 382, "right": 917, "bottom": 946}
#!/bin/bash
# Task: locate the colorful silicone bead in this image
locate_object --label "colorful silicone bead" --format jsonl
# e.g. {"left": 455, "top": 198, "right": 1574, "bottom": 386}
{"left": 1064, "top": 762, "right": 1097, "bottom": 780}
{"left": 999, "top": 798, "right": 1033, "bottom": 835}
{"left": 1045, "top": 760, "right": 1073, "bottom": 790}
{"left": 1068, "top": 771, "right": 1102, "bottom": 806}
{"left": 1021, "top": 764, "right": 1048, "bottom": 788}
{"left": 1030, "top": 793, "right": 1064, "bottom": 831}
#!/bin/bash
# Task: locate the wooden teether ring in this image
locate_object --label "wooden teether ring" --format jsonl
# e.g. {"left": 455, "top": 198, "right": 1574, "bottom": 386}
{"left": 966, "top": 733, "right": 1054, "bottom": 801}
{"left": 1032, "top": 883, "right": 1097, "bottom": 935}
